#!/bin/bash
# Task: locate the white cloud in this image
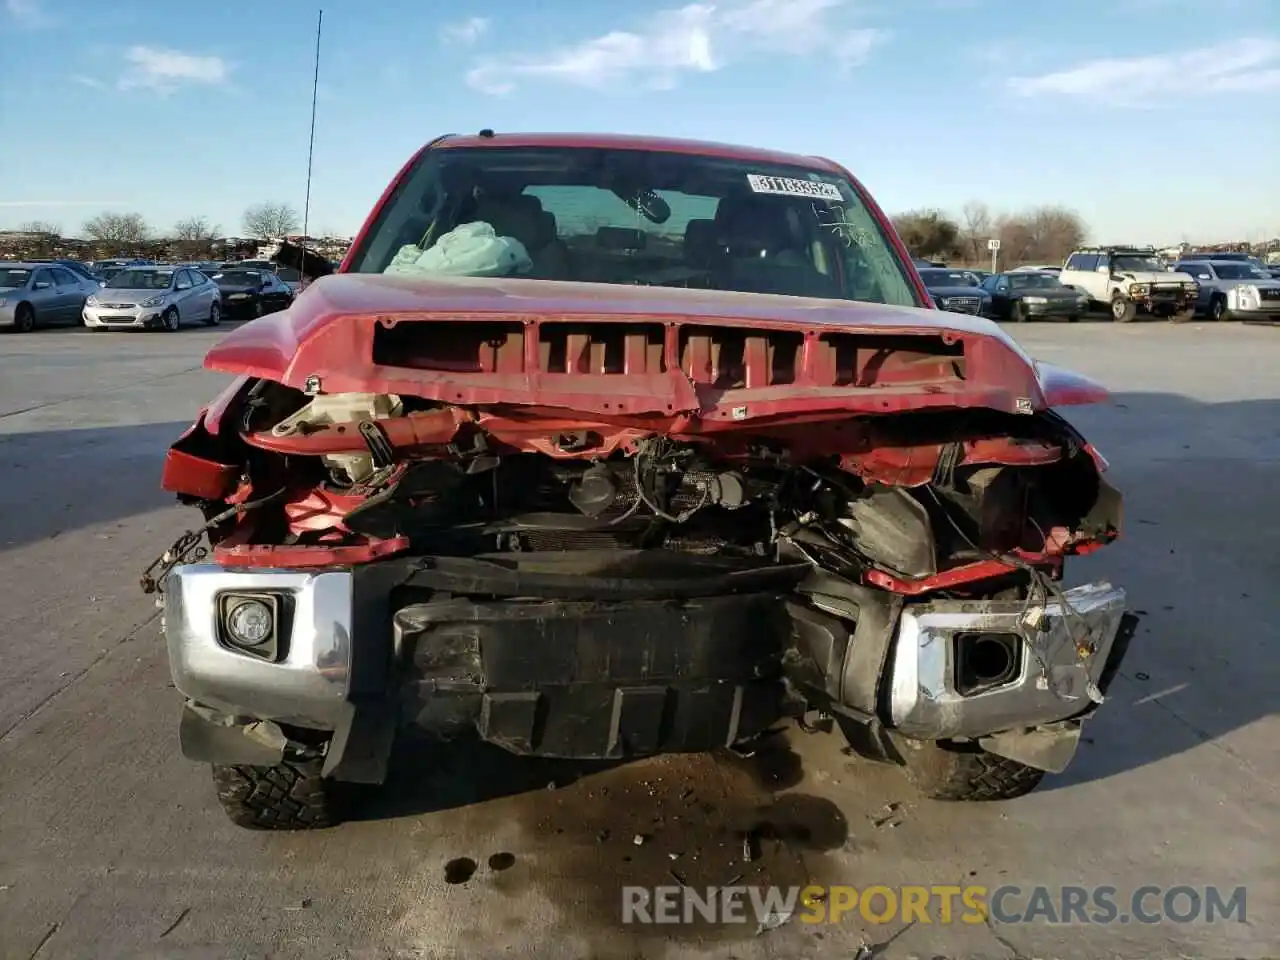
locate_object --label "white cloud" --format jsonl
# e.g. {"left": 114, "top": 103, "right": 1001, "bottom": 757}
{"left": 1008, "top": 37, "right": 1280, "bottom": 100}
{"left": 441, "top": 16, "right": 490, "bottom": 45}
{"left": 117, "top": 45, "right": 231, "bottom": 94}
{"left": 465, "top": 0, "right": 888, "bottom": 94}
{"left": 71, "top": 74, "right": 105, "bottom": 89}
{"left": 5, "top": 0, "right": 48, "bottom": 27}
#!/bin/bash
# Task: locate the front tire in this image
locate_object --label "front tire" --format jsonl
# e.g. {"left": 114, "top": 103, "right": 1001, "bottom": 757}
{"left": 211, "top": 758, "right": 343, "bottom": 830}
{"left": 206, "top": 301, "right": 221, "bottom": 326}
{"left": 896, "top": 738, "right": 1044, "bottom": 801}
{"left": 1209, "top": 296, "right": 1228, "bottom": 322}
{"left": 13, "top": 303, "right": 35, "bottom": 332}
{"left": 162, "top": 306, "right": 180, "bottom": 332}
{"left": 1110, "top": 295, "right": 1137, "bottom": 323}
{"left": 1009, "top": 300, "right": 1027, "bottom": 323}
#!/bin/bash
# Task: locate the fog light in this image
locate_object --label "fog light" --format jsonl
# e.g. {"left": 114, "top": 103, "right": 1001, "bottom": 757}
{"left": 954, "top": 632, "right": 1022, "bottom": 696}
{"left": 225, "top": 598, "right": 274, "bottom": 646}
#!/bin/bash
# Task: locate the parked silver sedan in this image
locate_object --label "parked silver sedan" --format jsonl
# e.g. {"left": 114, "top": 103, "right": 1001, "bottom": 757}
{"left": 0, "top": 261, "right": 102, "bottom": 332}
{"left": 83, "top": 266, "right": 221, "bottom": 331}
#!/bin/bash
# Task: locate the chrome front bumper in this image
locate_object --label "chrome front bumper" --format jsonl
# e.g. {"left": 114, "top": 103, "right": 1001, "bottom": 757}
{"left": 888, "top": 581, "right": 1128, "bottom": 741}
{"left": 163, "top": 563, "right": 354, "bottom": 730}
{"left": 162, "top": 562, "right": 1130, "bottom": 776}
{"left": 83, "top": 306, "right": 163, "bottom": 328}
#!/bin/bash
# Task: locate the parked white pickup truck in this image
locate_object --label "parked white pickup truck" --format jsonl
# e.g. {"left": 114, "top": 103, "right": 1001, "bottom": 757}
{"left": 1059, "top": 246, "right": 1198, "bottom": 322}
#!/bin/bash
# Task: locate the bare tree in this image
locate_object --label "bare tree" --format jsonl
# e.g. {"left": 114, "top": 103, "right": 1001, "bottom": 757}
{"left": 1022, "top": 206, "right": 1087, "bottom": 264}
{"left": 892, "top": 209, "right": 961, "bottom": 259}
{"left": 992, "top": 206, "right": 1087, "bottom": 267}
{"left": 994, "top": 214, "right": 1036, "bottom": 265}
{"left": 14, "top": 220, "right": 61, "bottom": 257}
{"left": 173, "top": 215, "right": 219, "bottom": 241}
{"left": 173, "top": 216, "right": 220, "bottom": 258}
{"left": 17, "top": 219, "right": 61, "bottom": 237}
{"left": 959, "top": 201, "right": 992, "bottom": 264}
{"left": 242, "top": 202, "right": 301, "bottom": 239}
{"left": 83, "top": 212, "right": 150, "bottom": 246}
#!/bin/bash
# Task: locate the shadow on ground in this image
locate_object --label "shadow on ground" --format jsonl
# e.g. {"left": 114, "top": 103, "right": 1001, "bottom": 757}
{"left": 353, "top": 727, "right": 808, "bottom": 823}
{"left": 0, "top": 421, "right": 192, "bottom": 552}
{"left": 1038, "top": 391, "right": 1279, "bottom": 789}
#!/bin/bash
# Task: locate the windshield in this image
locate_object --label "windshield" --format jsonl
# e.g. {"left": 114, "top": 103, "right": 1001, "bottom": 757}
{"left": 1112, "top": 255, "right": 1163, "bottom": 273}
{"left": 918, "top": 269, "right": 976, "bottom": 289}
{"left": 216, "top": 270, "right": 263, "bottom": 285}
{"left": 346, "top": 145, "right": 921, "bottom": 307}
{"left": 1009, "top": 273, "right": 1064, "bottom": 290}
{"left": 1213, "top": 263, "right": 1269, "bottom": 280}
{"left": 0, "top": 268, "right": 32, "bottom": 288}
{"left": 107, "top": 269, "right": 174, "bottom": 290}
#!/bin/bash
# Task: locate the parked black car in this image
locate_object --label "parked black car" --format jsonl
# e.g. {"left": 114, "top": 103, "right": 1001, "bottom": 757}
{"left": 917, "top": 268, "right": 989, "bottom": 316}
{"left": 979, "top": 271, "right": 1090, "bottom": 322}
{"left": 212, "top": 268, "right": 294, "bottom": 319}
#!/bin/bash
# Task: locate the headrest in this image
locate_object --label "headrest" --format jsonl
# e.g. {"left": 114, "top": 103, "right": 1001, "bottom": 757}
{"left": 538, "top": 210, "right": 557, "bottom": 247}
{"left": 473, "top": 193, "right": 546, "bottom": 249}
{"left": 714, "top": 195, "right": 798, "bottom": 254}
{"left": 596, "top": 226, "right": 647, "bottom": 251}
{"left": 683, "top": 219, "right": 717, "bottom": 255}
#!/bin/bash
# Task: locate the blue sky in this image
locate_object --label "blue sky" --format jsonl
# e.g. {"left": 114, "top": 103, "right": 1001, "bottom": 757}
{"left": 1, "top": 0, "right": 1277, "bottom": 244}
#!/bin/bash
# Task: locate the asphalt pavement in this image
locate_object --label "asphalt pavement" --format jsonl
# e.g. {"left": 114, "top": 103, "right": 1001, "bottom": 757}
{"left": 0, "top": 319, "right": 1276, "bottom": 960}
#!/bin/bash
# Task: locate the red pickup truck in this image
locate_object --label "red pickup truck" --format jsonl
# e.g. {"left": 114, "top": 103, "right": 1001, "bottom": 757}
{"left": 147, "top": 131, "right": 1136, "bottom": 829}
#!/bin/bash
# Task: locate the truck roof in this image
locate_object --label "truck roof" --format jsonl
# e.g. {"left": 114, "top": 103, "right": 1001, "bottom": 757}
{"left": 1072, "top": 245, "right": 1158, "bottom": 254}
{"left": 435, "top": 131, "right": 842, "bottom": 173}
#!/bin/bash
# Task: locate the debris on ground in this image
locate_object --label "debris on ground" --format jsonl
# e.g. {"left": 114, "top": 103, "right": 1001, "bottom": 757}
{"left": 633, "top": 834, "right": 648, "bottom": 846}
{"left": 756, "top": 908, "right": 792, "bottom": 935}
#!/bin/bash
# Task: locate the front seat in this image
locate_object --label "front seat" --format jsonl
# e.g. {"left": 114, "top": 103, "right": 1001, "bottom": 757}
{"left": 471, "top": 192, "right": 570, "bottom": 279}
{"left": 712, "top": 196, "right": 839, "bottom": 299}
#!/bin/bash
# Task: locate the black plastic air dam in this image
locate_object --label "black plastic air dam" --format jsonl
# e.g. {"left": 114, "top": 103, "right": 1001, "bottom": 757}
{"left": 395, "top": 589, "right": 794, "bottom": 759}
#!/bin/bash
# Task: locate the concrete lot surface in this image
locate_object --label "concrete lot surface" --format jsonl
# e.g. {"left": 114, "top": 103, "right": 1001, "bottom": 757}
{"left": 0, "top": 321, "right": 1276, "bottom": 960}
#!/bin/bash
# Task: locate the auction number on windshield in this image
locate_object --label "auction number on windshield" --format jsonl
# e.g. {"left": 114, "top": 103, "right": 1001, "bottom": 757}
{"left": 747, "top": 174, "right": 843, "bottom": 201}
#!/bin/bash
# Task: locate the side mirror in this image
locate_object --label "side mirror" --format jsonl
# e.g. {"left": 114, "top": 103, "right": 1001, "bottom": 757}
{"left": 33, "top": 281, "right": 51, "bottom": 290}
{"left": 99, "top": 281, "right": 107, "bottom": 287}
{"left": 1095, "top": 264, "right": 1110, "bottom": 274}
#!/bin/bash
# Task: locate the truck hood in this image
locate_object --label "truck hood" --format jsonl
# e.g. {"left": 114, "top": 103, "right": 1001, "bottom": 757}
{"left": 1120, "top": 270, "right": 1193, "bottom": 283}
{"left": 202, "top": 273, "right": 1110, "bottom": 420}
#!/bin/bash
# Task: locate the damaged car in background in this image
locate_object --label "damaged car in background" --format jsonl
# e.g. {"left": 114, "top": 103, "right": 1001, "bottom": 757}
{"left": 144, "top": 132, "right": 1137, "bottom": 829}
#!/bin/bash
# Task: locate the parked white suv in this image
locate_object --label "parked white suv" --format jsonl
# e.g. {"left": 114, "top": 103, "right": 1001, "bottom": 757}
{"left": 1059, "top": 246, "right": 1198, "bottom": 322}
{"left": 1174, "top": 259, "right": 1280, "bottom": 322}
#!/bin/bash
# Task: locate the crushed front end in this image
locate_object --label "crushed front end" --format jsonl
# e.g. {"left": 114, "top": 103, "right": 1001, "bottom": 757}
{"left": 149, "top": 307, "right": 1135, "bottom": 826}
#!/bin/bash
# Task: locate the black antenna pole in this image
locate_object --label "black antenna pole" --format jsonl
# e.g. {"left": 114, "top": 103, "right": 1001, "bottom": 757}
{"left": 301, "top": 9, "right": 323, "bottom": 255}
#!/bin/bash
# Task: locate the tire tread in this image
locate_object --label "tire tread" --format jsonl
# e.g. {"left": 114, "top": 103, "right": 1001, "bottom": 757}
{"left": 211, "top": 759, "right": 340, "bottom": 830}
{"left": 903, "top": 742, "right": 1045, "bottom": 801}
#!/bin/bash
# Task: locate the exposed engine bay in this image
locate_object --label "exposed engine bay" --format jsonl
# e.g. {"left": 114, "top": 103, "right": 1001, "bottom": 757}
{"left": 154, "top": 382, "right": 1122, "bottom": 599}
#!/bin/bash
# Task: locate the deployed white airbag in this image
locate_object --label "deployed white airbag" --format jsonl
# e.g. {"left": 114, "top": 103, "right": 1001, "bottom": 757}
{"left": 384, "top": 221, "right": 533, "bottom": 278}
